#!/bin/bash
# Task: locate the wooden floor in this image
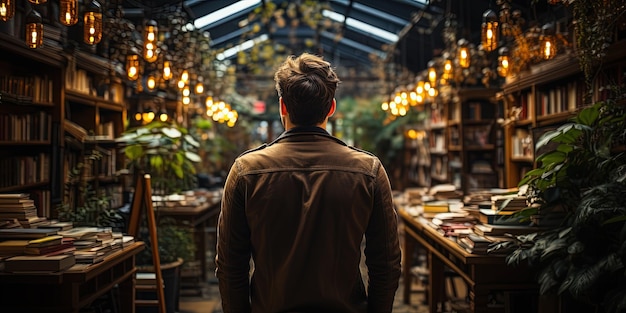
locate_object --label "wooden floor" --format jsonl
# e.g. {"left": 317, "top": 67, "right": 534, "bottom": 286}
{"left": 178, "top": 276, "right": 430, "bottom": 313}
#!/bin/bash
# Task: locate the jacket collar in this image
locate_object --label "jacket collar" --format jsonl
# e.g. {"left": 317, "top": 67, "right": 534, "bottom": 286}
{"left": 269, "top": 126, "right": 347, "bottom": 146}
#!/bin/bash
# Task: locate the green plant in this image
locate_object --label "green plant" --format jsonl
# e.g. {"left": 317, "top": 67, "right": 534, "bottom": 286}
{"left": 57, "top": 150, "right": 124, "bottom": 230}
{"left": 135, "top": 217, "right": 196, "bottom": 265}
{"left": 116, "top": 120, "right": 201, "bottom": 195}
{"left": 493, "top": 85, "right": 626, "bottom": 313}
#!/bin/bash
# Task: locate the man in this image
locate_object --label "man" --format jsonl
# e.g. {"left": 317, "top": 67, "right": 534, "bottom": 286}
{"left": 216, "top": 53, "right": 401, "bottom": 313}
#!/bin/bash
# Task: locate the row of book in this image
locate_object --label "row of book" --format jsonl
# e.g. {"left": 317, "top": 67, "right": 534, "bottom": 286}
{"left": 0, "top": 193, "right": 134, "bottom": 272}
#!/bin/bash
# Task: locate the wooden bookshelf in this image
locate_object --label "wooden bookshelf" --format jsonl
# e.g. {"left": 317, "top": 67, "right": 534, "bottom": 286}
{"left": 500, "top": 40, "right": 626, "bottom": 187}
{"left": 0, "top": 29, "right": 128, "bottom": 218}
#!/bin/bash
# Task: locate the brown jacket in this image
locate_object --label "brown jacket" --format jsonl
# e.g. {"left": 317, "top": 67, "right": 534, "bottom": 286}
{"left": 216, "top": 127, "right": 401, "bottom": 313}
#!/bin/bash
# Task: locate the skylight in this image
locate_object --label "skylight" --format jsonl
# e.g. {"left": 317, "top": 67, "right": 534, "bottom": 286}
{"left": 322, "top": 10, "right": 399, "bottom": 43}
{"left": 216, "top": 34, "right": 269, "bottom": 60}
{"left": 194, "top": 0, "right": 261, "bottom": 29}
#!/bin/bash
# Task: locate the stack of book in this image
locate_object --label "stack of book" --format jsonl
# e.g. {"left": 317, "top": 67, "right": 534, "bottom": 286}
{"left": 0, "top": 193, "right": 47, "bottom": 228}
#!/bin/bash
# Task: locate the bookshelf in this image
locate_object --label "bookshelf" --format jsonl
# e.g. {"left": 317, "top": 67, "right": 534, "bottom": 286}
{"left": 62, "top": 51, "right": 128, "bottom": 213}
{"left": 0, "top": 32, "right": 64, "bottom": 217}
{"left": 453, "top": 88, "right": 502, "bottom": 194}
{"left": 0, "top": 29, "right": 128, "bottom": 218}
{"left": 427, "top": 101, "right": 448, "bottom": 184}
{"left": 500, "top": 40, "right": 626, "bottom": 188}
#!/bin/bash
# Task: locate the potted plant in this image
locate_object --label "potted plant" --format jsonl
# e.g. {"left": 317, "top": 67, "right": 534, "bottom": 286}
{"left": 116, "top": 120, "right": 202, "bottom": 313}
{"left": 492, "top": 84, "right": 626, "bottom": 313}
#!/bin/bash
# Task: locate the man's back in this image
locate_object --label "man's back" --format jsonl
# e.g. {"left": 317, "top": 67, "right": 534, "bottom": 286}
{"left": 216, "top": 128, "right": 401, "bottom": 313}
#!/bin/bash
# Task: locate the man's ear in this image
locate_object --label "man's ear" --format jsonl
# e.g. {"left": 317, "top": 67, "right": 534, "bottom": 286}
{"left": 280, "top": 97, "right": 288, "bottom": 115}
{"left": 327, "top": 98, "right": 336, "bottom": 117}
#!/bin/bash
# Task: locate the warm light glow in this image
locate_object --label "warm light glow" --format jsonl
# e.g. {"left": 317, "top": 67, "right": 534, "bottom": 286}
{"left": 83, "top": 1, "right": 102, "bottom": 45}
{"left": 182, "top": 86, "right": 190, "bottom": 97}
{"left": 497, "top": 47, "right": 510, "bottom": 77}
{"left": 428, "top": 66, "right": 437, "bottom": 87}
{"left": 442, "top": 59, "right": 453, "bottom": 80}
{"left": 28, "top": 0, "right": 46, "bottom": 3}
{"left": 182, "top": 96, "right": 190, "bottom": 105}
{"left": 59, "top": 0, "right": 78, "bottom": 26}
{"left": 143, "top": 20, "right": 158, "bottom": 62}
{"left": 158, "top": 112, "right": 168, "bottom": 122}
{"left": 163, "top": 61, "right": 173, "bottom": 80}
{"left": 126, "top": 54, "right": 140, "bottom": 81}
{"left": 481, "top": 9, "right": 498, "bottom": 52}
{"left": 1, "top": 0, "right": 15, "bottom": 22}
{"left": 177, "top": 80, "right": 185, "bottom": 89}
{"left": 25, "top": 10, "right": 43, "bottom": 49}
{"left": 146, "top": 75, "right": 156, "bottom": 90}
{"left": 134, "top": 112, "right": 142, "bottom": 121}
{"left": 195, "top": 82, "right": 204, "bottom": 94}
{"left": 205, "top": 96, "right": 213, "bottom": 108}
{"left": 142, "top": 111, "right": 155, "bottom": 123}
{"left": 542, "top": 38, "right": 556, "bottom": 59}
{"left": 458, "top": 47, "right": 470, "bottom": 68}
{"left": 181, "top": 70, "right": 189, "bottom": 83}
{"left": 381, "top": 101, "right": 389, "bottom": 111}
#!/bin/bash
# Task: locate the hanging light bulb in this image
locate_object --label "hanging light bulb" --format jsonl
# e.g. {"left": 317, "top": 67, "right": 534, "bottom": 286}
{"left": 457, "top": 39, "right": 471, "bottom": 68}
{"left": 427, "top": 60, "right": 437, "bottom": 88}
{"left": 146, "top": 74, "right": 157, "bottom": 91}
{"left": 195, "top": 79, "right": 204, "bottom": 94}
{"left": 142, "top": 108, "right": 155, "bottom": 123}
{"left": 181, "top": 70, "right": 189, "bottom": 83}
{"left": 158, "top": 109, "right": 168, "bottom": 122}
{"left": 497, "top": 47, "right": 510, "bottom": 77}
{"left": 540, "top": 23, "right": 557, "bottom": 60}
{"left": 0, "top": 0, "right": 15, "bottom": 22}
{"left": 25, "top": 10, "right": 43, "bottom": 49}
{"left": 143, "top": 19, "right": 158, "bottom": 63}
{"left": 442, "top": 58, "right": 453, "bottom": 82}
{"left": 162, "top": 60, "right": 173, "bottom": 80}
{"left": 134, "top": 112, "right": 143, "bottom": 122}
{"left": 481, "top": 9, "right": 498, "bottom": 52}
{"left": 28, "top": 0, "right": 46, "bottom": 4}
{"left": 126, "top": 53, "right": 140, "bottom": 81}
{"left": 83, "top": 0, "right": 102, "bottom": 45}
{"left": 59, "top": 0, "right": 78, "bottom": 26}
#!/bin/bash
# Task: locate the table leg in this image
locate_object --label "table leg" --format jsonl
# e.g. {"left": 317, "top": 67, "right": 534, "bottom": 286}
{"left": 402, "top": 224, "right": 415, "bottom": 304}
{"left": 428, "top": 253, "right": 444, "bottom": 313}
{"left": 118, "top": 274, "right": 135, "bottom": 313}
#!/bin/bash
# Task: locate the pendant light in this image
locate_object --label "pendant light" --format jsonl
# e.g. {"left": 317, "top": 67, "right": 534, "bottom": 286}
{"left": 28, "top": 0, "right": 46, "bottom": 3}
{"left": 59, "top": 0, "right": 78, "bottom": 26}
{"left": 497, "top": 47, "right": 510, "bottom": 77}
{"left": 481, "top": 9, "right": 498, "bottom": 52}
{"left": 126, "top": 53, "right": 140, "bottom": 81}
{"left": 83, "top": 0, "right": 102, "bottom": 45}
{"left": 143, "top": 19, "right": 158, "bottom": 63}
{"left": 457, "top": 39, "right": 471, "bottom": 68}
{"left": 0, "top": 0, "right": 15, "bottom": 22}
{"left": 540, "top": 23, "right": 557, "bottom": 60}
{"left": 25, "top": 10, "right": 43, "bottom": 48}
{"left": 162, "top": 60, "right": 173, "bottom": 80}
{"left": 427, "top": 60, "right": 437, "bottom": 88}
{"left": 146, "top": 74, "right": 157, "bottom": 91}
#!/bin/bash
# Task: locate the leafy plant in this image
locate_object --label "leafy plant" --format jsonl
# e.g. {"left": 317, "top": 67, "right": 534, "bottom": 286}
{"left": 116, "top": 120, "right": 202, "bottom": 195}
{"left": 493, "top": 85, "right": 626, "bottom": 312}
{"left": 135, "top": 217, "right": 197, "bottom": 265}
{"left": 57, "top": 150, "right": 124, "bottom": 230}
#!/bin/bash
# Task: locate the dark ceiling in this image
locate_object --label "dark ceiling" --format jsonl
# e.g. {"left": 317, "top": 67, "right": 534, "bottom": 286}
{"left": 120, "top": 0, "right": 559, "bottom": 88}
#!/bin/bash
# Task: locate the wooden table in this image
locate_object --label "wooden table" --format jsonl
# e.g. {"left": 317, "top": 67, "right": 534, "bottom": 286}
{"left": 0, "top": 241, "right": 144, "bottom": 313}
{"left": 398, "top": 208, "right": 549, "bottom": 313}
{"left": 156, "top": 196, "right": 221, "bottom": 288}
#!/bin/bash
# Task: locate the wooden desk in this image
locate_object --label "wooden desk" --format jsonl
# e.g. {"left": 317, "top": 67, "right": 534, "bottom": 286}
{"left": 398, "top": 208, "right": 543, "bottom": 313}
{"left": 156, "top": 196, "right": 221, "bottom": 285}
{"left": 0, "top": 241, "right": 144, "bottom": 313}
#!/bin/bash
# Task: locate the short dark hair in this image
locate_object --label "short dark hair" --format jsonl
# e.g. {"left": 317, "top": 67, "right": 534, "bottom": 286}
{"left": 274, "top": 53, "right": 340, "bottom": 126}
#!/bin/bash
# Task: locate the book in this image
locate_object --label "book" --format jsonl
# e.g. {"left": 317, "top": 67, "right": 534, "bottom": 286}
{"left": 478, "top": 209, "right": 518, "bottom": 225}
{"left": 0, "top": 228, "right": 58, "bottom": 240}
{"left": 24, "top": 242, "right": 75, "bottom": 255}
{"left": 27, "top": 235, "right": 64, "bottom": 248}
{"left": 0, "top": 193, "right": 30, "bottom": 199}
{"left": 422, "top": 200, "right": 450, "bottom": 213}
{"left": 473, "top": 223, "right": 538, "bottom": 236}
{"left": 0, "top": 240, "right": 29, "bottom": 255}
{"left": 4, "top": 254, "right": 76, "bottom": 272}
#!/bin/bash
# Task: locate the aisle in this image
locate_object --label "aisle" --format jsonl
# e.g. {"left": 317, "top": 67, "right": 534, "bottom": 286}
{"left": 178, "top": 276, "right": 428, "bottom": 313}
